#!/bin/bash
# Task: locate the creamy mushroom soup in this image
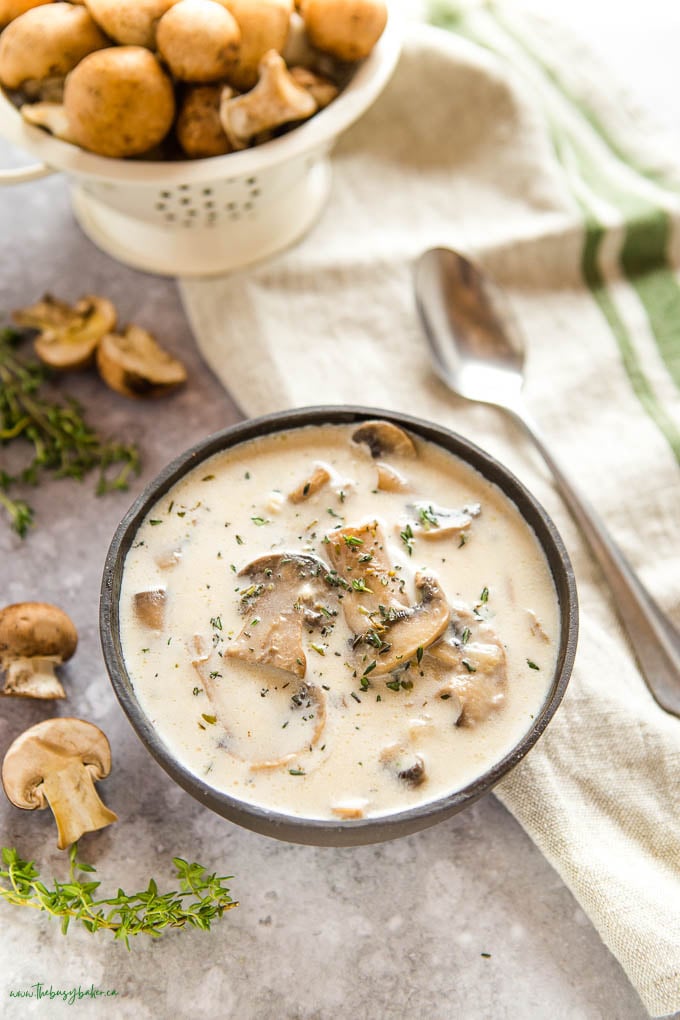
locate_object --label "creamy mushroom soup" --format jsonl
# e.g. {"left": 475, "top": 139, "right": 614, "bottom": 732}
{"left": 119, "top": 422, "right": 559, "bottom": 820}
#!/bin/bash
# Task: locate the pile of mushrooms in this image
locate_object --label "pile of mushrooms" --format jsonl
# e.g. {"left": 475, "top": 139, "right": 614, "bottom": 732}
{"left": 0, "top": 0, "right": 388, "bottom": 159}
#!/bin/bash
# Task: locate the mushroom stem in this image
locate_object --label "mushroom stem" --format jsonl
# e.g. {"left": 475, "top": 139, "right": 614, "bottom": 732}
{"left": 41, "top": 760, "right": 118, "bottom": 850}
{"left": 2, "top": 656, "right": 66, "bottom": 699}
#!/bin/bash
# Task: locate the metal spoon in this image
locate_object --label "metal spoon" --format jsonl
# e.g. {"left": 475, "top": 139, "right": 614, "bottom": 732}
{"left": 414, "top": 245, "right": 680, "bottom": 717}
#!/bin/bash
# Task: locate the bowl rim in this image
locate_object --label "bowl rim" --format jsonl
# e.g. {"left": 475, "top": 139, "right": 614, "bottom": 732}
{"left": 0, "top": 12, "right": 402, "bottom": 185}
{"left": 100, "top": 405, "right": 578, "bottom": 846}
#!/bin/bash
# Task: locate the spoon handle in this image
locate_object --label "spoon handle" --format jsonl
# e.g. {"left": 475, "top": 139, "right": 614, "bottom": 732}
{"left": 511, "top": 404, "right": 680, "bottom": 716}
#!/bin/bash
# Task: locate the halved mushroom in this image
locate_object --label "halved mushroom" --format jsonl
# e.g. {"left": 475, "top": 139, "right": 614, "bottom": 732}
{"left": 0, "top": 602, "right": 77, "bottom": 700}
{"left": 226, "top": 551, "right": 331, "bottom": 678}
{"left": 2, "top": 718, "right": 118, "bottom": 849}
{"left": 220, "top": 48, "right": 316, "bottom": 150}
{"left": 13, "top": 294, "right": 117, "bottom": 370}
{"left": 426, "top": 602, "right": 507, "bottom": 726}
{"left": 366, "top": 574, "right": 451, "bottom": 676}
{"left": 96, "top": 325, "right": 187, "bottom": 398}
{"left": 133, "top": 589, "right": 167, "bottom": 631}
{"left": 409, "top": 501, "right": 481, "bottom": 541}
{"left": 288, "top": 464, "right": 331, "bottom": 503}
{"left": 352, "top": 420, "right": 417, "bottom": 460}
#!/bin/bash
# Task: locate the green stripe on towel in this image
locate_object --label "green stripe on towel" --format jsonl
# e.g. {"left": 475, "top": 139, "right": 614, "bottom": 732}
{"left": 429, "top": 0, "right": 680, "bottom": 461}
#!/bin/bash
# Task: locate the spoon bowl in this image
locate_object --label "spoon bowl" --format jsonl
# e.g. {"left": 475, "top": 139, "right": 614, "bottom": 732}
{"left": 414, "top": 245, "right": 680, "bottom": 717}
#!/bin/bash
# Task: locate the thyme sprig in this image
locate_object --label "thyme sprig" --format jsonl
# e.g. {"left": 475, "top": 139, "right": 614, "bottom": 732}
{"left": 0, "top": 327, "right": 140, "bottom": 537}
{"left": 0, "top": 845, "right": 237, "bottom": 947}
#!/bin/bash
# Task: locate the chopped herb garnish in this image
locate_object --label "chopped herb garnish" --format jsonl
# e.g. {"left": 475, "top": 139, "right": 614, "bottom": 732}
{"left": 480, "top": 586, "right": 489, "bottom": 603}
{"left": 192, "top": 687, "right": 203, "bottom": 696}
{"left": 343, "top": 534, "right": 364, "bottom": 547}
{"left": 288, "top": 768, "right": 305, "bottom": 776}
{"left": 201, "top": 714, "right": 217, "bottom": 725}
{"left": 210, "top": 616, "right": 223, "bottom": 630}
{"left": 385, "top": 679, "right": 401, "bottom": 692}
{"left": 310, "top": 643, "right": 325, "bottom": 656}
{"left": 462, "top": 659, "right": 477, "bottom": 673}
{"left": 418, "top": 505, "right": 439, "bottom": 528}
{"left": 202, "top": 474, "right": 215, "bottom": 482}
{"left": 416, "top": 645, "right": 423, "bottom": 664}
{"left": 527, "top": 659, "right": 540, "bottom": 670}
{"left": 351, "top": 578, "right": 373, "bottom": 593}
{"left": 149, "top": 519, "right": 163, "bottom": 526}
{"left": 235, "top": 534, "right": 244, "bottom": 545}
{"left": 400, "top": 524, "right": 414, "bottom": 556}
{"left": 327, "top": 507, "right": 342, "bottom": 518}
{"left": 350, "top": 691, "right": 361, "bottom": 703}
{"left": 461, "top": 627, "right": 471, "bottom": 645}
{"left": 251, "top": 516, "right": 268, "bottom": 526}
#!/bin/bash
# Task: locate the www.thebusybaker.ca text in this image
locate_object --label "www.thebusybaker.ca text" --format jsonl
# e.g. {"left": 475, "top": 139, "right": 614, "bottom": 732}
{"left": 9, "top": 983, "right": 118, "bottom": 1006}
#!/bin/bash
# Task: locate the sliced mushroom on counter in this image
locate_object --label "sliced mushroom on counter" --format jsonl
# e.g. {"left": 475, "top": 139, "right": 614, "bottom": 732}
{"left": 220, "top": 48, "right": 317, "bottom": 150}
{"left": 2, "top": 718, "right": 118, "bottom": 849}
{"left": 410, "top": 501, "right": 481, "bottom": 541}
{"left": 426, "top": 603, "right": 507, "bottom": 726}
{"left": 13, "top": 293, "right": 116, "bottom": 370}
{"left": 96, "top": 325, "right": 187, "bottom": 398}
{"left": 226, "top": 551, "right": 333, "bottom": 678}
{"left": 379, "top": 743, "right": 427, "bottom": 787}
{"left": 133, "top": 589, "right": 167, "bottom": 631}
{"left": 287, "top": 464, "right": 331, "bottom": 504}
{"left": 0, "top": 602, "right": 77, "bottom": 700}
{"left": 351, "top": 420, "right": 417, "bottom": 460}
{"left": 326, "top": 520, "right": 409, "bottom": 637}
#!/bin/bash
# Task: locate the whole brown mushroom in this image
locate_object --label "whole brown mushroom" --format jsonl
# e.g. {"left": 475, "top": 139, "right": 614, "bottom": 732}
{"left": 300, "top": 0, "right": 387, "bottom": 62}
{"left": 156, "top": 0, "right": 241, "bottom": 83}
{"left": 83, "top": 0, "right": 179, "bottom": 48}
{"left": 63, "top": 46, "right": 176, "bottom": 157}
{"left": 0, "top": 3, "right": 108, "bottom": 91}
{"left": 176, "top": 84, "right": 233, "bottom": 159}
{"left": 0, "top": 601, "right": 77, "bottom": 700}
{"left": 221, "top": 0, "right": 292, "bottom": 90}
{"left": 0, "top": 0, "right": 52, "bottom": 31}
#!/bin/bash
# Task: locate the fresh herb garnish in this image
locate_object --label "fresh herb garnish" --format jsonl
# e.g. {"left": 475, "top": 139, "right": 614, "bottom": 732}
{"left": 0, "top": 845, "right": 236, "bottom": 947}
{"left": 0, "top": 327, "right": 140, "bottom": 537}
{"left": 527, "top": 659, "right": 540, "bottom": 670}
{"left": 480, "top": 586, "right": 489, "bottom": 603}
{"left": 400, "top": 524, "right": 414, "bottom": 556}
{"left": 351, "top": 578, "right": 373, "bottom": 593}
{"left": 343, "top": 535, "right": 364, "bottom": 547}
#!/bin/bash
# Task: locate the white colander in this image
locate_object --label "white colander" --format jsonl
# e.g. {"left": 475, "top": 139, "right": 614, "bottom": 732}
{"left": 0, "top": 17, "right": 401, "bottom": 276}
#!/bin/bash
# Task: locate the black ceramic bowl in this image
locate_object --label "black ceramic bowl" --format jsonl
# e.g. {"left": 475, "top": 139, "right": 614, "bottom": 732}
{"left": 100, "top": 406, "right": 578, "bottom": 846}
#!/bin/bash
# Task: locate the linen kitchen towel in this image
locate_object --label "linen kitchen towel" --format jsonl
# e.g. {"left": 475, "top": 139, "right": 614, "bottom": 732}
{"left": 180, "top": 4, "right": 680, "bottom": 1015}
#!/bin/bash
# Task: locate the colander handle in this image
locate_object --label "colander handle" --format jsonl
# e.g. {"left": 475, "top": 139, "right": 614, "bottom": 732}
{"left": 0, "top": 161, "right": 55, "bottom": 184}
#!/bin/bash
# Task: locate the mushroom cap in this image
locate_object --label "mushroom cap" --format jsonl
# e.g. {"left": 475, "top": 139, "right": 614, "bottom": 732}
{"left": 2, "top": 717, "right": 111, "bottom": 810}
{"left": 83, "top": 0, "right": 179, "bottom": 48}
{"left": 301, "top": 0, "right": 387, "bottom": 62}
{"left": 156, "top": 0, "right": 241, "bottom": 83}
{"left": 176, "top": 84, "right": 232, "bottom": 159}
{"left": 64, "top": 46, "right": 176, "bottom": 158}
{"left": 221, "top": 0, "right": 292, "bottom": 90}
{"left": 0, "top": 0, "right": 52, "bottom": 31}
{"left": 0, "top": 602, "right": 78, "bottom": 664}
{"left": 0, "top": 2, "right": 108, "bottom": 91}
